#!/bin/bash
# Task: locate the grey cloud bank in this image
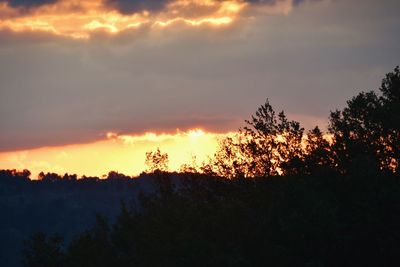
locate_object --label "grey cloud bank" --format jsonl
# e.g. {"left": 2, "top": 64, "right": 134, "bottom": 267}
{"left": 0, "top": 0, "right": 57, "bottom": 8}
{"left": 0, "top": 0, "right": 399, "bottom": 151}
{"left": 0, "top": 0, "right": 306, "bottom": 13}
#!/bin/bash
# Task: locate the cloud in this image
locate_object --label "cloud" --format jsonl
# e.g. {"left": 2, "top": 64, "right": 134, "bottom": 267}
{"left": 0, "top": 0, "right": 57, "bottom": 9}
{"left": 0, "top": 0, "right": 399, "bottom": 153}
{"left": 104, "top": 0, "right": 286, "bottom": 14}
{"left": 105, "top": 0, "right": 170, "bottom": 14}
{"left": 245, "top": 0, "right": 296, "bottom": 3}
{"left": 0, "top": 0, "right": 246, "bottom": 38}
{"left": 103, "top": 0, "right": 309, "bottom": 15}
{"left": 0, "top": 0, "right": 308, "bottom": 17}
{"left": 0, "top": 0, "right": 309, "bottom": 39}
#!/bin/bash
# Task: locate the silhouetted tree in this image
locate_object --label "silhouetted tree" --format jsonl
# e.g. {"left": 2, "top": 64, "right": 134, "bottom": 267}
{"left": 0, "top": 169, "right": 31, "bottom": 182}
{"left": 66, "top": 215, "right": 114, "bottom": 267}
{"left": 110, "top": 202, "right": 138, "bottom": 266}
{"left": 211, "top": 100, "right": 304, "bottom": 178}
{"left": 380, "top": 66, "right": 400, "bottom": 173}
{"left": 208, "top": 134, "right": 251, "bottom": 178}
{"left": 22, "top": 233, "right": 64, "bottom": 267}
{"left": 284, "top": 126, "right": 335, "bottom": 175}
{"left": 329, "top": 66, "right": 400, "bottom": 174}
{"left": 179, "top": 156, "right": 200, "bottom": 174}
{"left": 62, "top": 173, "right": 77, "bottom": 181}
{"left": 38, "top": 172, "right": 62, "bottom": 183}
{"left": 144, "top": 148, "right": 169, "bottom": 173}
{"left": 106, "top": 171, "right": 131, "bottom": 180}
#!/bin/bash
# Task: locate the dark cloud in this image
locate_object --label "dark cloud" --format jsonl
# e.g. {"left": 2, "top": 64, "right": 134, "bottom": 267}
{"left": 1, "top": 0, "right": 308, "bottom": 15}
{"left": 105, "top": 0, "right": 170, "bottom": 14}
{"left": 0, "top": 0, "right": 58, "bottom": 8}
{"left": 243, "top": 0, "right": 304, "bottom": 4}
{"left": 103, "top": 0, "right": 306, "bottom": 15}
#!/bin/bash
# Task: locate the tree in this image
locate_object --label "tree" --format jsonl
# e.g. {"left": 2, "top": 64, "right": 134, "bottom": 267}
{"left": 144, "top": 148, "right": 169, "bottom": 173}
{"left": 299, "top": 126, "right": 334, "bottom": 175}
{"left": 62, "top": 173, "right": 77, "bottom": 181}
{"left": 211, "top": 99, "right": 304, "bottom": 178}
{"left": 106, "top": 171, "right": 130, "bottom": 180}
{"left": 180, "top": 155, "right": 200, "bottom": 173}
{"left": 38, "top": 172, "right": 62, "bottom": 183}
{"left": 380, "top": 66, "right": 400, "bottom": 173}
{"left": 67, "top": 215, "right": 114, "bottom": 267}
{"left": 22, "top": 232, "right": 64, "bottom": 267}
{"left": 329, "top": 66, "right": 400, "bottom": 174}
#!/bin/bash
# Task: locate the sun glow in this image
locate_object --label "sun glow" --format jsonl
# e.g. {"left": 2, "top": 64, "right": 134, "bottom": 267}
{"left": 0, "top": 129, "right": 232, "bottom": 178}
{"left": 0, "top": 0, "right": 247, "bottom": 39}
{"left": 187, "top": 129, "right": 205, "bottom": 139}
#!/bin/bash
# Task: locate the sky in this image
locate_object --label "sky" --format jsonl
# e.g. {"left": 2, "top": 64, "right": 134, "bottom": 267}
{"left": 0, "top": 0, "right": 399, "bottom": 177}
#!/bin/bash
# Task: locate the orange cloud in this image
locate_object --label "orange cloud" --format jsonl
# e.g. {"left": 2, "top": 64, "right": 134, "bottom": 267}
{"left": 0, "top": 0, "right": 245, "bottom": 39}
{"left": 0, "top": 129, "right": 233, "bottom": 178}
{"left": 0, "top": 0, "right": 298, "bottom": 39}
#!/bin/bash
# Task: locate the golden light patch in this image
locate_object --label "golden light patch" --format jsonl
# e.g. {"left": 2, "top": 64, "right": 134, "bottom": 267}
{"left": 0, "top": 0, "right": 300, "bottom": 39}
{"left": 0, "top": 0, "right": 247, "bottom": 39}
{"left": 0, "top": 129, "right": 233, "bottom": 178}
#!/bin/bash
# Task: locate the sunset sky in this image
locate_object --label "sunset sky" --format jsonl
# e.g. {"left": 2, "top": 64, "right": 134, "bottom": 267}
{"left": 0, "top": 0, "right": 399, "bottom": 177}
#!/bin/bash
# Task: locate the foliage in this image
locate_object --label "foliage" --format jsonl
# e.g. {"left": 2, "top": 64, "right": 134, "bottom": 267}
{"left": 145, "top": 148, "right": 169, "bottom": 173}
{"left": 21, "top": 172, "right": 400, "bottom": 267}
{"left": 207, "top": 100, "right": 304, "bottom": 178}
{"left": 179, "top": 156, "right": 200, "bottom": 174}
{"left": 67, "top": 215, "right": 114, "bottom": 267}
{"left": 286, "top": 126, "right": 335, "bottom": 175}
{"left": 22, "top": 233, "right": 64, "bottom": 267}
{"left": 207, "top": 67, "right": 399, "bottom": 178}
{"left": 329, "top": 66, "right": 400, "bottom": 174}
{"left": 0, "top": 169, "right": 31, "bottom": 182}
